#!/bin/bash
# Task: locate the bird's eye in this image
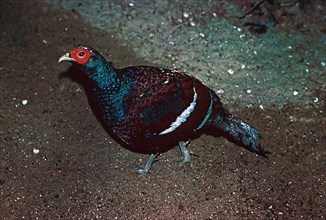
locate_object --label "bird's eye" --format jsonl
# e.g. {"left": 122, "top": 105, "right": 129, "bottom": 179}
{"left": 70, "top": 48, "right": 90, "bottom": 64}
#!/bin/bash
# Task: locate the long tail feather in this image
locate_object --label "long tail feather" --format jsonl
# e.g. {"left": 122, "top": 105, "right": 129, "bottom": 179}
{"left": 213, "top": 110, "right": 266, "bottom": 157}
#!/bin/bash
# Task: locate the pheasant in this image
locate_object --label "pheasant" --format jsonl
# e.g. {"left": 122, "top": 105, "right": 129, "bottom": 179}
{"left": 58, "top": 45, "right": 265, "bottom": 174}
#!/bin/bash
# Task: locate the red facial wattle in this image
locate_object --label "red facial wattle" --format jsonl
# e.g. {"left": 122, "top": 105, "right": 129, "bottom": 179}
{"left": 70, "top": 48, "right": 91, "bottom": 64}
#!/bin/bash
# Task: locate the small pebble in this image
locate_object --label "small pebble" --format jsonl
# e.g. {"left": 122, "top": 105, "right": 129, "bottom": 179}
{"left": 216, "top": 89, "right": 224, "bottom": 94}
{"left": 183, "top": 12, "right": 189, "bottom": 18}
{"left": 33, "top": 148, "right": 40, "bottom": 154}
{"left": 227, "top": 69, "right": 234, "bottom": 75}
{"left": 313, "top": 97, "right": 319, "bottom": 103}
{"left": 22, "top": 99, "right": 28, "bottom": 105}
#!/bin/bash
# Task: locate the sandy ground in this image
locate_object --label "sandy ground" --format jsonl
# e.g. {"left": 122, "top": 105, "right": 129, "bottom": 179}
{"left": 0, "top": 0, "right": 325, "bottom": 219}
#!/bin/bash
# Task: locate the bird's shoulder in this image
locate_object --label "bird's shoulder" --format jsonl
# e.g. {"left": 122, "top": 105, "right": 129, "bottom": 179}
{"left": 116, "top": 65, "right": 200, "bottom": 108}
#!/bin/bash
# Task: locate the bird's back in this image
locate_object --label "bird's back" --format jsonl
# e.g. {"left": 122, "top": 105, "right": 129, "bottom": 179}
{"left": 100, "top": 66, "right": 223, "bottom": 154}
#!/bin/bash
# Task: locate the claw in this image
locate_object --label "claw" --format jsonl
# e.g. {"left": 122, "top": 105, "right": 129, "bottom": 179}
{"left": 137, "top": 153, "right": 159, "bottom": 174}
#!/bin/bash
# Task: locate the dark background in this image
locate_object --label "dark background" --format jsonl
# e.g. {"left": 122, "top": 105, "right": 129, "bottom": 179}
{"left": 0, "top": 0, "right": 325, "bottom": 219}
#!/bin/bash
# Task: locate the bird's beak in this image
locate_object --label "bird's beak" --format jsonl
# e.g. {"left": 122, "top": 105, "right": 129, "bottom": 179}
{"left": 58, "top": 53, "right": 75, "bottom": 63}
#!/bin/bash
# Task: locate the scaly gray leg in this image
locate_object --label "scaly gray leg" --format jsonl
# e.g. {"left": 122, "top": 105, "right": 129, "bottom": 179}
{"left": 138, "top": 153, "right": 159, "bottom": 174}
{"left": 179, "top": 141, "right": 190, "bottom": 164}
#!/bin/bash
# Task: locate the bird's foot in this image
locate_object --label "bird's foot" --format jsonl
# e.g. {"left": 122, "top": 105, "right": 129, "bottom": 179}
{"left": 179, "top": 141, "right": 190, "bottom": 164}
{"left": 137, "top": 153, "right": 159, "bottom": 174}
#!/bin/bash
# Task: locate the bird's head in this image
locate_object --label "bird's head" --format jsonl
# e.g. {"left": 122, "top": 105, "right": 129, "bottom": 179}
{"left": 58, "top": 45, "right": 93, "bottom": 64}
{"left": 58, "top": 45, "right": 109, "bottom": 71}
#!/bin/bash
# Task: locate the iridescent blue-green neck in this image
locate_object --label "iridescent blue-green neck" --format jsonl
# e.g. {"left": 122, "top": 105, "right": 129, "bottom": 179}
{"left": 82, "top": 58, "right": 120, "bottom": 91}
{"left": 80, "top": 58, "right": 132, "bottom": 124}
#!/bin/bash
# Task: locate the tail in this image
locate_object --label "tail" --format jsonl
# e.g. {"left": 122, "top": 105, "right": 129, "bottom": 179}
{"left": 213, "top": 110, "right": 267, "bottom": 158}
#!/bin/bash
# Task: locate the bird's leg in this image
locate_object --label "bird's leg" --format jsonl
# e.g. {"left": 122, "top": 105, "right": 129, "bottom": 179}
{"left": 179, "top": 140, "right": 190, "bottom": 164}
{"left": 138, "top": 153, "right": 159, "bottom": 174}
